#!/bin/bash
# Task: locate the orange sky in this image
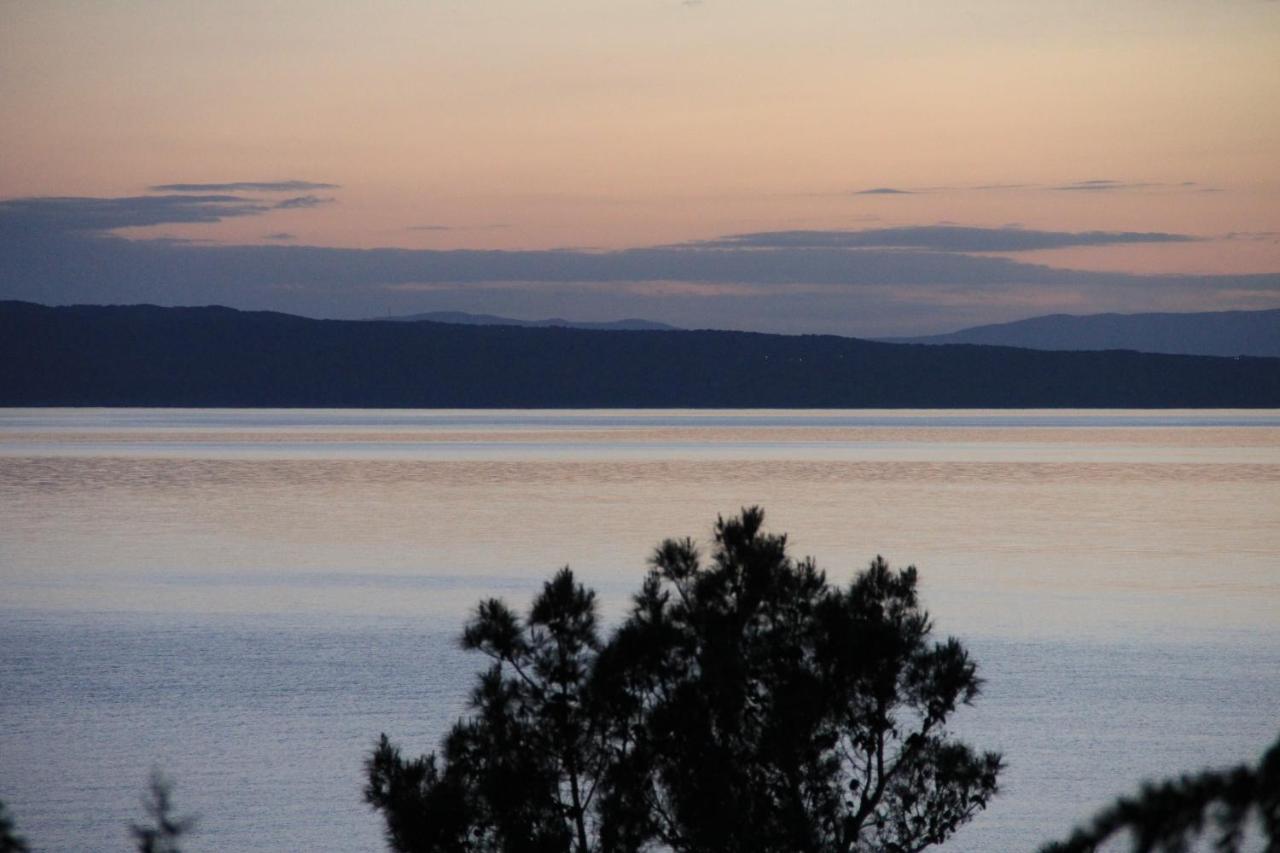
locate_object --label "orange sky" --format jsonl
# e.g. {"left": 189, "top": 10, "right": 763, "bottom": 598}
{"left": 1, "top": 1, "right": 1278, "bottom": 331}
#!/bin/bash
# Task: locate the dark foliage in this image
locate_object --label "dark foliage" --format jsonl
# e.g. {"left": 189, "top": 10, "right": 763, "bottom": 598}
{"left": 4, "top": 300, "right": 1280, "bottom": 407}
{"left": 367, "top": 568, "right": 606, "bottom": 852}
{"left": 1040, "top": 732, "right": 1280, "bottom": 853}
{"left": 368, "top": 509, "right": 1001, "bottom": 852}
{"left": 0, "top": 801, "right": 28, "bottom": 853}
{"left": 593, "top": 509, "right": 1002, "bottom": 852}
{"left": 130, "top": 771, "right": 195, "bottom": 853}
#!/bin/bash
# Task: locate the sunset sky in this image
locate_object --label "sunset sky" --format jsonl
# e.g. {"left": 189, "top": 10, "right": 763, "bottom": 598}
{"left": 2, "top": 0, "right": 1278, "bottom": 335}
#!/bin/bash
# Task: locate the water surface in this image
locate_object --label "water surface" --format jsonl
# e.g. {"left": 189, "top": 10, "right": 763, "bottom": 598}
{"left": 2, "top": 409, "right": 1278, "bottom": 851}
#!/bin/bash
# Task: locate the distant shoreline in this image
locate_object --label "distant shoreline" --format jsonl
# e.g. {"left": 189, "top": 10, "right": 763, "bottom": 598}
{"left": 4, "top": 301, "right": 1279, "bottom": 409}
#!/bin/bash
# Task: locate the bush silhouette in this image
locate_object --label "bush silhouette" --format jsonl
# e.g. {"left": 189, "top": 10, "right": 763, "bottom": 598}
{"left": 130, "top": 771, "right": 195, "bottom": 853}
{"left": 1040, "top": 732, "right": 1280, "bottom": 853}
{"left": 367, "top": 508, "right": 1002, "bottom": 852}
{"left": 0, "top": 800, "right": 29, "bottom": 853}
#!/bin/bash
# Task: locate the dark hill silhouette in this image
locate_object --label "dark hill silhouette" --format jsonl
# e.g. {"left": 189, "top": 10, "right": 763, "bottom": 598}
{"left": 379, "top": 309, "right": 677, "bottom": 331}
{"left": 884, "top": 308, "right": 1280, "bottom": 357}
{"left": 2, "top": 301, "right": 1278, "bottom": 407}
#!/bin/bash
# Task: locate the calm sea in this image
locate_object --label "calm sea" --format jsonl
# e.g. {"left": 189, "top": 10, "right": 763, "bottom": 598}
{"left": 2, "top": 409, "right": 1278, "bottom": 852}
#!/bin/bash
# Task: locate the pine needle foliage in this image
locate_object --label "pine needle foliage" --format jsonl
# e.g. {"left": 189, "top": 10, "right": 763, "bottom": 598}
{"left": 367, "top": 508, "right": 1002, "bottom": 853}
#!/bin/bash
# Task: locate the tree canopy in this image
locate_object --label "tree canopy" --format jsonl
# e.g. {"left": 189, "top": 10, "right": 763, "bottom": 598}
{"left": 1039, "top": 731, "right": 1280, "bottom": 853}
{"left": 367, "top": 508, "right": 1002, "bottom": 852}
{"left": 129, "top": 771, "right": 195, "bottom": 853}
{"left": 0, "top": 801, "right": 29, "bottom": 853}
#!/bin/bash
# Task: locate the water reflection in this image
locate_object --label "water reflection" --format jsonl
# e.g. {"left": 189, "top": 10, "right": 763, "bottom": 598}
{"left": 2, "top": 410, "right": 1277, "bottom": 638}
{"left": 2, "top": 409, "right": 1278, "bottom": 852}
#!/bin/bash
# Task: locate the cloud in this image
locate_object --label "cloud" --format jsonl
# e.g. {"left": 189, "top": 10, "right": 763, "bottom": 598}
{"left": 0, "top": 189, "right": 338, "bottom": 236}
{"left": 2, "top": 193, "right": 1275, "bottom": 336}
{"left": 843, "top": 181, "right": 1210, "bottom": 195}
{"left": 692, "top": 226, "right": 1196, "bottom": 253}
{"left": 2, "top": 227, "right": 1269, "bottom": 294}
{"left": 0, "top": 194, "right": 270, "bottom": 233}
{"left": 150, "top": 181, "right": 340, "bottom": 193}
{"left": 1051, "top": 180, "right": 1156, "bottom": 192}
{"left": 408, "top": 223, "right": 511, "bottom": 232}
{"left": 264, "top": 232, "right": 295, "bottom": 241}
{"left": 1046, "top": 180, "right": 1221, "bottom": 194}
{"left": 272, "top": 195, "right": 335, "bottom": 210}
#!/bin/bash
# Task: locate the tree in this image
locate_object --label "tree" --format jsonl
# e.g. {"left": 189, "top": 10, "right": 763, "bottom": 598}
{"left": 367, "top": 567, "right": 607, "bottom": 853}
{"left": 592, "top": 508, "right": 1002, "bottom": 853}
{"left": 0, "top": 800, "right": 29, "bottom": 853}
{"left": 0, "top": 773, "right": 193, "bottom": 853}
{"left": 130, "top": 771, "right": 195, "bottom": 853}
{"left": 1040, "top": 732, "right": 1280, "bottom": 853}
{"left": 367, "top": 508, "right": 1002, "bottom": 852}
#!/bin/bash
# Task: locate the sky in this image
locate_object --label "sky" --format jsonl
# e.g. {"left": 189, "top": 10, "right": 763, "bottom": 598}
{"left": 2, "top": 0, "right": 1279, "bottom": 336}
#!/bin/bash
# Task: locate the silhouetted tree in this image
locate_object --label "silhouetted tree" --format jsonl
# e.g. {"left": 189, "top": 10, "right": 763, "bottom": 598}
{"left": 368, "top": 567, "right": 606, "bottom": 853}
{"left": 0, "top": 800, "right": 29, "bottom": 853}
{"left": 1040, "top": 732, "right": 1280, "bottom": 853}
{"left": 368, "top": 509, "right": 1002, "bottom": 852}
{"left": 592, "top": 509, "right": 1002, "bottom": 852}
{"left": 130, "top": 771, "right": 195, "bottom": 853}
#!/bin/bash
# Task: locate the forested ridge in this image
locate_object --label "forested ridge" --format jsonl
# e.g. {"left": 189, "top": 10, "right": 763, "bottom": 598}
{"left": 4, "top": 300, "right": 1278, "bottom": 407}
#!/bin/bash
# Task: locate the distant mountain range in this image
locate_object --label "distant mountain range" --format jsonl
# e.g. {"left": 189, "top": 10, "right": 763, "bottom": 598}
{"left": 884, "top": 309, "right": 1280, "bottom": 358}
{"left": 380, "top": 310, "right": 678, "bottom": 332}
{"left": 387, "top": 308, "right": 1280, "bottom": 359}
{"left": 4, "top": 301, "right": 1278, "bottom": 408}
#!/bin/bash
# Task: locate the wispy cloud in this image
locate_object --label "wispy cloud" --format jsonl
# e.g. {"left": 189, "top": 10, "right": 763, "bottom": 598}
{"left": 0, "top": 188, "right": 339, "bottom": 235}
{"left": 2, "top": 194, "right": 1274, "bottom": 335}
{"left": 150, "top": 181, "right": 340, "bottom": 193}
{"left": 1, "top": 225, "right": 1268, "bottom": 293}
{"left": 1052, "top": 179, "right": 1153, "bottom": 192}
{"left": 0, "top": 194, "right": 270, "bottom": 232}
{"left": 408, "top": 223, "right": 511, "bottom": 232}
{"left": 273, "top": 195, "right": 335, "bottom": 210}
{"left": 692, "top": 226, "right": 1195, "bottom": 253}
{"left": 264, "top": 232, "right": 295, "bottom": 241}
{"left": 1047, "top": 179, "right": 1215, "bottom": 193}
{"left": 845, "top": 180, "right": 1212, "bottom": 195}
{"left": 1225, "top": 231, "right": 1280, "bottom": 242}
